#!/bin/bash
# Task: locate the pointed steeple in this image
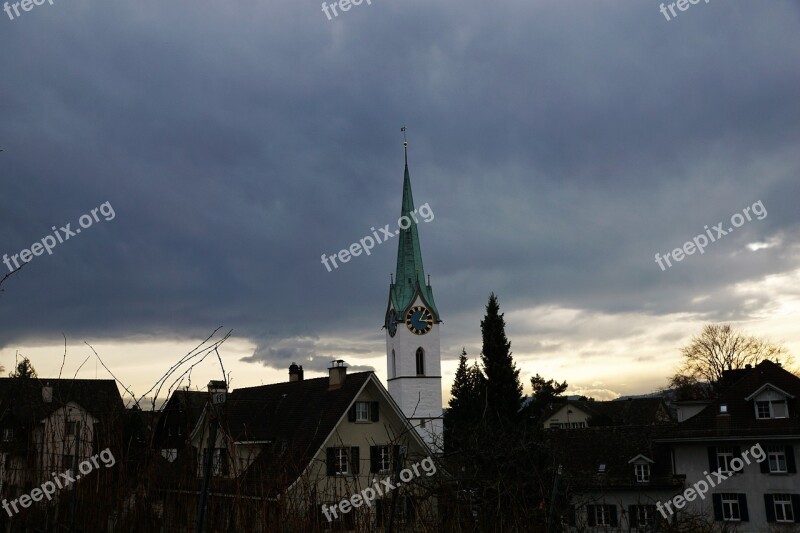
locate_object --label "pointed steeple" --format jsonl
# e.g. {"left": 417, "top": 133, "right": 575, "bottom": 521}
{"left": 390, "top": 137, "right": 440, "bottom": 320}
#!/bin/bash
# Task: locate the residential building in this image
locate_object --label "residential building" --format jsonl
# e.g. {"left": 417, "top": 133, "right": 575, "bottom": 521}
{"left": 660, "top": 360, "right": 800, "bottom": 531}
{"left": 157, "top": 362, "right": 438, "bottom": 532}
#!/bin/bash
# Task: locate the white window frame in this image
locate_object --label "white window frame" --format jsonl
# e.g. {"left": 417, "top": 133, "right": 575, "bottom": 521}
{"left": 774, "top": 494, "right": 794, "bottom": 523}
{"left": 635, "top": 505, "right": 655, "bottom": 527}
{"left": 355, "top": 402, "right": 370, "bottom": 422}
{"left": 595, "top": 504, "right": 612, "bottom": 526}
{"left": 721, "top": 494, "right": 741, "bottom": 521}
{"left": 635, "top": 463, "right": 650, "bottom": 483}
{"left": 378, "top": 446, "right": 391, "bottom": 473}
{"left": 767, "top": 446, "right": 788, "bottom": 473}
{"left": 2, "top": 429, "right": 12, "bottom": 442}
{"left": 335, "top": 447, "right": 350, "bottom": 475}
{"left": 756, "top": 399, "right": 789, "bottom": 419}
{"left": 716, "top": 447, "right": 735, "bottom": 474}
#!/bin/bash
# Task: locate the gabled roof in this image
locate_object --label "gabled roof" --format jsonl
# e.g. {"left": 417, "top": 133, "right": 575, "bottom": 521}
{"left": 744, "top": 383, "right": 795, "bottom": 401}
{"left": 664, "top": 360, "right": 800, "bottom": 441}
{"left": 0, "top": 378, "right": 124, "bottom": 427}
{"left": 545, "top": 397, "right": 673, "bottom": 427}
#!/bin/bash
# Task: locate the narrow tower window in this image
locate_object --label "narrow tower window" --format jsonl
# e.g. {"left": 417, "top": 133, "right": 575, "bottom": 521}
{"left": 391, "top": 349, "right": 396, "bottom": 378}
{"left": 416, "top": 347, "right": 425, "bottom": 376}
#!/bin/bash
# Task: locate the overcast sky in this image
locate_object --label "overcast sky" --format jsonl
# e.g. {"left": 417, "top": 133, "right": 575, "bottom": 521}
{"left": 1, "top": 0, "right": 799, "bottom": 406}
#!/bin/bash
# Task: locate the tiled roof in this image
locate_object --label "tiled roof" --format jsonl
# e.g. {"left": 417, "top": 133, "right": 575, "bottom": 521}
{"left": 0, "top": 377, "right": 124, "bottom": 427}
{"left": 665, "top": 360, "right": 800, "bottom": 440}
{"left": 545, "top": 397, "right": 673, "bottom": 427}
{"left": 223, "top": 372, "right": 373, "bottom": 492}
{"left": 547, "top": 425, "right": 682, "bottom": 491}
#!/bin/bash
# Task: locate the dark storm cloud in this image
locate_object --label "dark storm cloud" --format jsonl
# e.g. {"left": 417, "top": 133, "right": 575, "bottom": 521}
{"left": 1, "top": 0, "right": 798, "bottom": 369}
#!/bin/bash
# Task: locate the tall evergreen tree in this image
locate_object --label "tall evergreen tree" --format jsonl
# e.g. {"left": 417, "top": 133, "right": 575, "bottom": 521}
{"left": 9, "top": 356, "right": 36, "bottom": 379}
{"left": 480, "top": 293, "right": 522, "bottom": 423}
{"left": 445, "top": 348, "right": 484, "bottom": 451}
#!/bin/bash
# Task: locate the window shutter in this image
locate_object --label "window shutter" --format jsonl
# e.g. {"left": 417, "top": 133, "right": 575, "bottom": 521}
{"left": 732, "top": 446, "right": 742, "bottom": 470}
{"left": 764, "top": 494, "right": 776, "bottom": 522}
{"left": 393, "top": 444, "right": 401, "bottom": 471}
{"left": 712, "top": 494, "right": 723, "bottom": 521}
{"left": 376, "top": 500, "right": 384, "bottom": 527}
{"left": 707, "top": 447, "right": 718, "bottom": 472}
{"left": 350, "top": 446, "right": 360, "bottom": 474}
{"left": 609, "top": 505, "right": 618, "bottom": 527}
{"left": 371, "top": 401, "right": 380, "bottom": 422}
{"left": 785, "top": 445, "right": 797, "bottom": 473}
{"left": 406, "top": 495, "right": 414, "bottom": 521}
{"left": 791, "top": 494, "right": 800, "bottom": 523}
{"left": 348, "top": 405, "right": 356, "bottom": 422}
{"left": 567, "top": 505, "right": 576, "bottom": 527}
{"left": 738, "top": 494, "right": 749, "bottom": 522}
{"left": 326, "top": 448, "right": 335, "bottom": 476}
{"left": 370, "top": 446, "right": 379, "bottom": 473}
{"left": 586, "top": 505, "right": 596, "bottom": 527}
{"left": 628, "top": 505, "right": 638, "bottom": 528}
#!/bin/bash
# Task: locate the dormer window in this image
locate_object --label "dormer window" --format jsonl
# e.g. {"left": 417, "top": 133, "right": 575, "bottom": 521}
{"left": 598, "top": 464, "right": 606, "bottom": 473}
{"left": 746, "top": 384, "right": 793, "bottom": 420}
{"left": 756, "top": 399, "right": 788, "bottom": 419}
{"left": 635, "top": 463, "right": 651, "bottom": 483}
{"left": 719, "top": 404, "right": 728, "bottom": 414}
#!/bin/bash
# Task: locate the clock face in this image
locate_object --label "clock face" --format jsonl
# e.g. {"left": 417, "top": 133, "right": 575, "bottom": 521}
{"left": 387, "top": 310, "right": 398, "bottom": 337}
{"left": 405, "top": 306, "right": 433, "bottom": 335}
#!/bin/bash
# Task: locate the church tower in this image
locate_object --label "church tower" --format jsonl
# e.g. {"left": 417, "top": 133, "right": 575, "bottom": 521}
{"left": 385, "top": 135, "right": 443, "bottom": 452}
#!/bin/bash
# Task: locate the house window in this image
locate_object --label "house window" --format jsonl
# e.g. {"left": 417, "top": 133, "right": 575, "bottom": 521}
{"left": 335, "top": 448, "right": 349, "bottom": 475}
{"left": 415, "top": 348, "right": 425, "bottom": 376}
{"left": 716, "top": 447, "right": 736, "bottom": 474}
{"left": 721, "top": 494, "right": 741, "bottom": 521}
{"left": 719, "top": 404, "right": 728, "bottom": 414}
{"left": 594, "top": 504, "right": 613, "bottom": 526}
{"left": 420, "top": 418, "right": 426, "bottom": 428}
{"left": 597, "top": 464, "right": 606, "bottom": 473}
{"left": 549, "top": 422, "right": 560, "bottom": 429}
{"left": 327, "top": 447, "right": 360, "bottom": 476}
{"left": 323, "top": 501, "right": 355, "bottom": 530}
{"left": 635, "top": 463, "right": 650, "bottom": 482}
{"left": 2, "top": 429, "right": 13, "bottom": 442}
{"left": 212, "top": 448, "right": 228, "bottom": 476}
{"left": 66, "top": 421, "right": 77, "bottom": 436}
{"left": 355, "top": 402, "right": 370, "bottom": 422}
{"left": 632, "top": 505, "right": 656, "bottom": 527}
{"left": 370, "top": 445, "right": 395, "bottom": 473}
{"left": 756, "top": 399, "right": 789, "bottom": 419}
{"left": 62, "top": 454, "right": 74, "bottom": 470}
{"left": 767, "top": 446, "right": 788, "bottom": 473}
{"left": 773, "top": 494, "right": 795, "bottom": 522}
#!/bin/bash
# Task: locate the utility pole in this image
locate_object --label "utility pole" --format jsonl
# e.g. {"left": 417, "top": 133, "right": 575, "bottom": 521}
{"left": 546, "top": 464, "right": 562, "bottom": 533}
{"left": 194, "top": 381, "right": 226, "bottom": 533}
{"left": 69, "top": 421, "right": 81, "bottom": 533}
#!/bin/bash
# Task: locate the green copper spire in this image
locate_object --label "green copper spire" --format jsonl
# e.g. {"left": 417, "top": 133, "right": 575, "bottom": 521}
{"left": 390, "top": 139, "right": 440, "bottom": 320}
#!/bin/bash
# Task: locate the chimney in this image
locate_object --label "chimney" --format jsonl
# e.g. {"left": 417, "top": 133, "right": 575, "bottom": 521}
{"left": 207, "top": 380, "right": 227, "bottom": 406}
{"left": 289, "top": 362, "right": 304, "bottom": 382}
{"left": 42, "top": 383, "right": 53, "bottom": 403}
{"left": 328, "top": 360, "right": 347, "bottom": 390}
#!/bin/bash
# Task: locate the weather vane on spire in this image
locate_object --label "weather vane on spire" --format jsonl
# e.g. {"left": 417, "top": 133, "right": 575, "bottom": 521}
{"left": 401, "top": 126, "right": 408, "bottom": 147}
